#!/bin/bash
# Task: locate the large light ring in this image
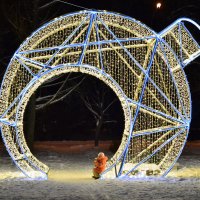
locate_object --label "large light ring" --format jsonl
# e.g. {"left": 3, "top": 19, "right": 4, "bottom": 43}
{"left": 15, "top": 64, "right": 132, "bottom": 178}
{"left": 0, "top": 10, "right": 200, "bottom": 178}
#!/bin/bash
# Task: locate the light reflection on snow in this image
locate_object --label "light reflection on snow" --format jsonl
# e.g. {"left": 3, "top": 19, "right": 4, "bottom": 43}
{"left": 0, "top": 172, "right": 25, "bottom": 180}
{"left": 1, "top": 166, "right": 200, "bottom": 182}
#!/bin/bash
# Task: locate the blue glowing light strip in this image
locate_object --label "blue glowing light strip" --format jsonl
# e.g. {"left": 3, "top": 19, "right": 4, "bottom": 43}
{"left": 181, "top": 22, "right": 200, "bottom": 49}
{"left": 16, "top": 54, "right": 46, "bottom": 69}
{"left": 159, "top": 18, "right": 200, "bottom": 69}
{"left": 0, "top": 118, "right": 16, "bottom": 126}
{"left": 95, "top": 16, "right": 104, "bottom": 70}
{"left": 147, "top": 75, "right": 185, "bottom": 121}
{"left": 0, "top": 93, "right": 23, "bottom": 119}
{"left": 158, "top": 18, "right": 200, "bottom": 38}
{"left": 96, "top": 15, "right": 185, "bottom": 121}
{"left": 132, "top": 124, "right": 186, "bottom": 138}
{"left": 125, "top": 128, "right": 185, "bottom": 176}
{"left": 45, "top": 14, "right": 90, "bottom": 66}
{"left": 157, "top": 37, "right": 192, "bottom": 121}
{"left": 178, "top": 22, "right": 183, "bottom": 64}
{"left": 0, "top": 131, "right": 40, "bottom": 179}
{"left": 162, "top": 128, "right": 189, "bottom": 177}
{"left": 78, "top": 13, "right": 95, "bottom": 64}
{"left": 0, "top": 73, "right": 43, "bottom": 119}
{"left": 13, "top": 125, "right": 49, "bottom": 178}
{"left": 128, "top": 99, "right": 185, "bottom": 124}
{"left": 117, "top": 39, "right": 159, "bottom": 177}
{"left": 159, "top": 41, "right": 188, "bottom": 122}
{"left": 17, "top": 36, "right": 155, "bottom": 55}
{"left": 15, "top": 56, "right": 37, "bottom": 77}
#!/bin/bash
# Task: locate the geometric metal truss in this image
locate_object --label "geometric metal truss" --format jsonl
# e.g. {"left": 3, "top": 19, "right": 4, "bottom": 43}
{"left": 0, "top": 10, "right": 200, "bottom": 179}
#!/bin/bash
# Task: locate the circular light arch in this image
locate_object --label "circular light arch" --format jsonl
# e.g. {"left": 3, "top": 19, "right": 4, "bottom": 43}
{"left": 0, "top": 10, "right": 200, "bottom": 179}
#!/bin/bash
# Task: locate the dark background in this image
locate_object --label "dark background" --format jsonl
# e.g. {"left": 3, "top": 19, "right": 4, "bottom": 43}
{"left": 0, "top": 0, "right": 200, "bottom": 142}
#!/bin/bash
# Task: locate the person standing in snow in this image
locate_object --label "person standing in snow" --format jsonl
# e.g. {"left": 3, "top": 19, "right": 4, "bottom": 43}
{"left": 93, "top": 152, "right": 108, "bottom": 179}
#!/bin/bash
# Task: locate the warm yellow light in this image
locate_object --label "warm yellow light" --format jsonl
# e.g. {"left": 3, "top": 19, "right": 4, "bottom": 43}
{"left": 156, "top": 2, "right": 162, "bottom": 9}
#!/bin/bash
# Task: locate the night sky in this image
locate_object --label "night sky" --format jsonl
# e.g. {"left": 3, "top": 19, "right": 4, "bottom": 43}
{"left": 0, "top": 0, "right": 200, "bottom": 141}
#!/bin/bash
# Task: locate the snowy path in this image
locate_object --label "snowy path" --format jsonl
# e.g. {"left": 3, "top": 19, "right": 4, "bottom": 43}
{"left": 0, "top": 146, "right": 200, "bottom": 199}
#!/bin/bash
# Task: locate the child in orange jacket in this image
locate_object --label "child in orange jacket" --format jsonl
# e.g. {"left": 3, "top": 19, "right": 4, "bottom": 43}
{"left": 93, "top": 152, "right": 108, "bottom": 179}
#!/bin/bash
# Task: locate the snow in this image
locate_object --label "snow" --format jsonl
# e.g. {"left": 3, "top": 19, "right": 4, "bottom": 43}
{"left": 102, "top": 163, "right": 161, "bottom": 179}
{"left": 0, "top": 143, "right": 200, "bottom": 199}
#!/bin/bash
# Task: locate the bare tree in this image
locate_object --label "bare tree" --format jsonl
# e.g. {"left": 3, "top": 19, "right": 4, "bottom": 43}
{"left": 80, "top": 80, "right": 117, "bottom": 147}
{"left": 36, "top": 73, "right": 86, "bottom": 110}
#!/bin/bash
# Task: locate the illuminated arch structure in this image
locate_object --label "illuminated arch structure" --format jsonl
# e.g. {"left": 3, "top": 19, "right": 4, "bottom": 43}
{"left": 0, "top": 10, "right": 200, "bottom": 179}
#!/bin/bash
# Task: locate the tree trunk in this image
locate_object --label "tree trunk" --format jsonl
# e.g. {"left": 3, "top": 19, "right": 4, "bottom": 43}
{"left": 95, "top": 117, "right": 103, "bottom": 147}
{"left": 24, "top": 93, "right": 36, "bottom": 151}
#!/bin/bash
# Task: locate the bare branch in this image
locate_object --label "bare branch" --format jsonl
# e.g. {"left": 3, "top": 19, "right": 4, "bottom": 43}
{"left": 36, "top": 86, "right": 76, "bottom": 102}
{"left": 41, "top": 74, "right": 84, "bottom": 88}
{"left": 38, "top": 0, "right": 58, "bottom": 10}
{"left": 36, "top": 73, "right": 71, "bottom": 109}
{"left": 103, "top": 99, "right": 117, "bottom": 113}
{"left": 81, "top": 95, "right": 99, "bottom": 118}
{"left": 40, "top": 80, "right": 65, "bottom": 88}
{"left": 48, "top": 77, "right": 86, "bottom": 105}
{"left": 42, "top": 74, "right": 64, "bottom": 85}
{"left": 103, "top": 120, "right": 117, "bottom": 124}
{"left": 36, "top": 76, "right": 86, "bottom": 110}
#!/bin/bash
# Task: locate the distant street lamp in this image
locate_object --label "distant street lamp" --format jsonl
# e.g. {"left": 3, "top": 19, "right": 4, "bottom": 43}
{"left": 156, "top": 2, "right": 162, "bottom": 9}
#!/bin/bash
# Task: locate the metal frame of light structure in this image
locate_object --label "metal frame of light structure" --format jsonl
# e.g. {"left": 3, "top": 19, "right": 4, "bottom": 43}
{"left": 0, "top": 10, "right": 199, "bottom": 179}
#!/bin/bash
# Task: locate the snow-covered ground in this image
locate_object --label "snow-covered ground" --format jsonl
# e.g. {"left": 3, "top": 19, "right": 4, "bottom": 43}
{"left": 0, "top": 143, "right": 200, "bottom": 200}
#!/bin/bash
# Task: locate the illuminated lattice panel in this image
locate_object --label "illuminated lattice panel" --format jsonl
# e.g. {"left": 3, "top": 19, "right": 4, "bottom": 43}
{"left": 0, "top": 10, "right": 199, "bottom": 179}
